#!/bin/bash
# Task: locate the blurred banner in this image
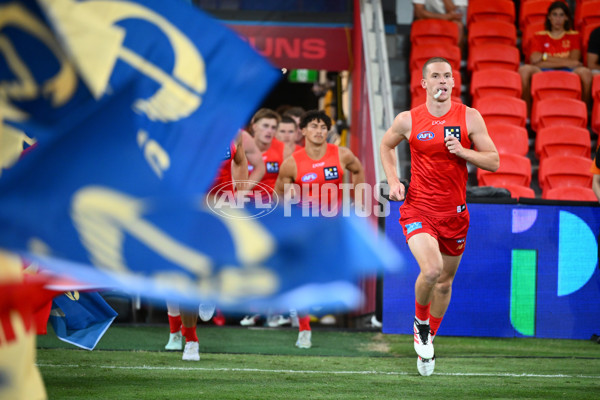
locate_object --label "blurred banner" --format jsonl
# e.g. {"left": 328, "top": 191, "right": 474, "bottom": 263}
{"left": 0, "top": 0, "right": 401, "bottom": 312}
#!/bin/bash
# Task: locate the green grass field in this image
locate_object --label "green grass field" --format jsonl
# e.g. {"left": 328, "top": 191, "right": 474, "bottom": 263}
{"left": 37, "top": 325, "right": 600, "bottom": 399}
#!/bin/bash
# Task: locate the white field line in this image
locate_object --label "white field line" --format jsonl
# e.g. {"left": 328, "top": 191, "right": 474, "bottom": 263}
{"left": 36, "top": 363, "right": 600, "bottom": 379}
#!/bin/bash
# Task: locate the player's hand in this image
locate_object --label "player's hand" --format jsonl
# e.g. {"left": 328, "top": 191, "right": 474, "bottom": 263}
{"left": 445, "top": 135, "right": 464, "bottom": 156}
{"left": 388, "top": 181, "right": 405, "bottom": 201}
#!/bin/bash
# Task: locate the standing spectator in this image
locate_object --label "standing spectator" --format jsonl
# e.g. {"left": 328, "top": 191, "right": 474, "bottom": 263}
{"left": 275, "top": 109, "right": 365, "bottom": 349}
{"left": 587, "top": 26, "right": 600, "bottom": 72}
{"left": 379, "top": 57, "right": 499, "bottom": 376}
{"left": 413, "top": 0, "right": 467, "bottom": 47}
{"left": 519, "top": 1, "right": 592, "bottom": 111}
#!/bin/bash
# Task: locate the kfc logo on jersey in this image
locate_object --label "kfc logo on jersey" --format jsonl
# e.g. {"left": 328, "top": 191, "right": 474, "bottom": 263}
{"left": 301, "top": 172, "right": 318, "bottom": 182}
{"left": 417, "top": 131, "right": 435, "bottom": 141}
{"left": 266, "top": 162, "right": 279, "bottom": 173}
{"left": 444, "top": 126, "right": 461, "bottom": 141}
{"left": 324, "top": 166, "right": 339, "bottom": 180}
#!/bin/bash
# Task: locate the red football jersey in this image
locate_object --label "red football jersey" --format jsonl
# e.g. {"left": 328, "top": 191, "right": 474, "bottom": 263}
{"left": 259, "top": 138, "right": 285, "bottom": 194}
{"left": 209, "top": 142, "right": 236, "bottom": 194}
{"left": 293, "top": 143, "right": 344, "bottom": 210}
{"left": 531, "top": 30, "right": 581, "bottom": 58}
{"left": 405, "top": 102, "right": 471, "bottom": 217}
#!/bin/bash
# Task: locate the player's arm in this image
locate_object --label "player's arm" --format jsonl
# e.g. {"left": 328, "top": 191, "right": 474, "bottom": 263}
{"left": 380, "top": 111, "right": 410, "bottom": 201}
{"left": 339, "top": 147, "right": 365, "bottom": 210}
{"left": 448, "top": 107, "right": 499, "bottom": 172}
{"left": 241, "top": 130, "right": 265, "bottom": 190}
{"left": 231, "top": 135, "right": 249, "bottom": 191}
{"left": 274, "top": 156, "right": 297, "bottom": 198}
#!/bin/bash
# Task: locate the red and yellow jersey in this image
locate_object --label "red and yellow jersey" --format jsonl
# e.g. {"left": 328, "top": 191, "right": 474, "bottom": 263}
{"left": 531, "top": 30, "right": 581, "bottom": 58}
{"left": 405, "top": 102, "right": 471, "bottom": 217}
{"left": 293, "top": 143, "right": 344, "bottom": 209}
{"left": 209, "top": 142, "right": 236, "bottom": 194}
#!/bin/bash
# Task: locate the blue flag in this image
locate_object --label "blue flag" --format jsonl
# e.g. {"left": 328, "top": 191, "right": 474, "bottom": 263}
{"left": 49, "top": 291, "right": 117, "bottom": 350}
{"left": 0, "top": 0, "right": 280, "bottom": 194}
{"left": 0, "top": 0, "right": 402, "bottom": 312}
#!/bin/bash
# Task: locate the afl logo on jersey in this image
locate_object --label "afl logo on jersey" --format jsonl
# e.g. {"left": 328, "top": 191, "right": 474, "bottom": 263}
{"left": 302, "top": 172, "right": 318, "bottom": 182}
{"left": 417, "top": 131, "right": 435, "bottom": 141}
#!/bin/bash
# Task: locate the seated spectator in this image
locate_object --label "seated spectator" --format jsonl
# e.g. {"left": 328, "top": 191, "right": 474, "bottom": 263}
{"left": 518, "top": 1, "right": 592, "bottom": 112}
{"left": 587, "top": 26, "right": 600, "bottom": 73}
{"left": 412, "top": 0, "right": 467, "bottom": 48}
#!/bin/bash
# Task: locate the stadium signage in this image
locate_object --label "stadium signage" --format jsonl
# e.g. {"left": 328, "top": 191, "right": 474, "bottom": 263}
{"left": 228, "top": 25, "right": 351, "bottom": 71}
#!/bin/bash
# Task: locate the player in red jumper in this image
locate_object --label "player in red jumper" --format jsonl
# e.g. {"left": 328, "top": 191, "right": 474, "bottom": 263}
{"left": 275, "top": 109, "right": 365, "bottom": 348}
{"left": 380, "top": 57, "right": 499, "bottom": 375}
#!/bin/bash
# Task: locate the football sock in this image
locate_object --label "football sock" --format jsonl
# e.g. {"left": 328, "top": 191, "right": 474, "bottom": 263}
{"left": 429, "top": 314, "right": 443, "bottom": 336}
{"left": 168, "top": 314, "right": 182, "bottom": 334}
{"left": 298, "top": 315, "right": 311, "bottom": 331}
{"left": 415, "top": 300, "right": 431, "bottom": 324}
{"left": 181, "top": 325, "right": 198, "bottom": 343}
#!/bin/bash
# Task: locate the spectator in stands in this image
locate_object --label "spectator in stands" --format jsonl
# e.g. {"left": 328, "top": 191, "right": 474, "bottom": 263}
{"left": 412, "top": 0, "right": 467, "bottom": 48}
{"left": 587, "top": 26, "right": 600, "bottom": 72}
{"left": 519, "top": 1, "right": 592, "bottom": 111}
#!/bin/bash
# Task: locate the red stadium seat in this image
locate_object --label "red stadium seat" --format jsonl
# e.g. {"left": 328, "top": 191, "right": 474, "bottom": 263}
{"left": 410, "top": 45, "right": 461, "bottom": 75}
{"left": 501, "top": 183, "right": 536, "bottom": 199}
{"left": 477, "top": 95, "right": 528, "bottom": 127}
{"left": 519, "top": 0, "right": 562, "bottom": 31}
{"left": 535, "top": 126, "right": 591, "bottom": 160}
{"left": 543, "top": 186, "right": 598, "bottom": 201}
{"left": 538, "top": 155, "right": 593, "bottom": 191}
{"left": 470, "top": 69, "right": 522, "bottom": 105}
{"left": 410, "top": 19, "right": 459, "bottom": 46}
{"left": 486, "top": 123, "right": 529, "bottom": 157}
{"left": 575, "top": 0, "right": 600, "bottom": 30}
{"left": 467, "top": 0, "right": 516, "bottom": 26}
{"left": 531, "top": 98, "right": 588, "bottom": 132}
{"left": 592, "top": 101, "right": 600, "bottom": 135}
{"left": 531, "top": 70, "right": 582, "bottom": 102}
{"left": 468, "top": 20, "right": 517, "bottom": 47}
{"left": 467, "top": 44, "right": 520, "bottom": 72}
{"left": 477, "top": 153, "right": 532, "bottom": 187}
